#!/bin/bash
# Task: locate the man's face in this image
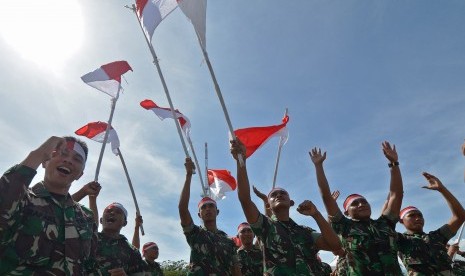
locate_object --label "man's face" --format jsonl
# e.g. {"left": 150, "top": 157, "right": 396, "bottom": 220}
{"left": 144, "top": 246, "right": 159, "bottom": 261}
{"left": 345, "top": 198, "right": 371, "bottom": 220}
{"left": 238, "top": 227, "right": 254, "bottom": 246}
{"left": 101, "top": 206, "right": 126, "bottom": 232}
{"left": 44, "top": 147, "right": 85, "bottom": 187}
{"left": 401, "top": 210, "right": 424, "bottom": 233}
{"left": 198, "top": 203, "right": 218, "bottom": 222}
{"left": 268, "top": 189, "right": 291, "bottom": 211}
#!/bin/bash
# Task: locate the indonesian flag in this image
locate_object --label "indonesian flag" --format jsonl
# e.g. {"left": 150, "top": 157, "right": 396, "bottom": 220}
{"left": 140, "top": 99, "right": 191, "bottom": 136}
{"left": 75, "top": 121, "right": 120, "bottom": 155}
{"left": 136, "top": 0, "right": 178, "bottom": 41}
{"left": 177, "top": 0, "right": 207, "bottom": 50}
{"left": 207, "top": 169, "right": 237, "bottom": 200}
{"left": 81, "top": 61, "right": 132, "bottom": 98}
{"left": 234, "top": 115, "right": 289, "bottom": 158}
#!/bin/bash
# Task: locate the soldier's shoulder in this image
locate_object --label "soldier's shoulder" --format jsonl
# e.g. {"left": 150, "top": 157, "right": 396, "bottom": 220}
{"left": 75, "top": 202, "right": 95, "bottom": 218}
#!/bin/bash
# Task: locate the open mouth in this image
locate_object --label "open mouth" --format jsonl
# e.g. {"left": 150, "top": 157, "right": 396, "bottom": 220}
{"left": 57, "top": 166, "right": 71, "bottom": 175}
{"left": 106, "top": 217, "right": 116, "bottom": 223}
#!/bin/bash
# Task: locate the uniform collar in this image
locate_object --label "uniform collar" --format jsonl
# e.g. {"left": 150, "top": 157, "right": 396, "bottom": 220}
{"left": 32, "top": 182, "right": 75, "bottom": 208}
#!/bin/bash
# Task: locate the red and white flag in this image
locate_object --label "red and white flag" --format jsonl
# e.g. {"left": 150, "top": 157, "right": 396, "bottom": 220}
{"left": 234, "top": 115, "right": 289, "bottom": 158}
{"left": 177, "top": 0, "right": 206, "bottom": 50}
{"left": 140, "top": 99, "right": 191, "bottom": 136}
{"left": 207, "top": 169, "right": 237, "bottom": 200}
{"left": 75, "top": 121, "right": 120, "bottom": 155}
{"left": 81, "top": 61, "right": 132, "bottom": 98}
{"left": 136, "top": 0, "right": 178, "bottom": 41}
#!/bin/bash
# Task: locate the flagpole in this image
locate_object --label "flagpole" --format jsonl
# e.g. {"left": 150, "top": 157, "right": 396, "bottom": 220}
{"left": 94, "top": 95, "right": 118, "bottom": 181}
{"left": 453, "top": 223, "right": 465, "bottom": 261}
{"left": 116, "top": 148, "right": 144, "bottom": 235}
{"left": 197, "top": 45, "right": 244, "bottom": 167}
{"left": 129, "top": 5, "right": 191, "bottom": 164}
{"left": 272, "top": 108, "right": 288, "bottom": 188}
{"left": 186, "top": 135, "right": 207, "bottom": 196}
{"left": 205, "top": 142, "right": 210, "bottom": 197}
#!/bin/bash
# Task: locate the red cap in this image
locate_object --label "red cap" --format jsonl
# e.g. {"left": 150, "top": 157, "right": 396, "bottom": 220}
{"left": 400, "top": 206, "right": 420, "bottom": 220}
{"left": 142, "top": 242, "right": 158, "bottom": 255}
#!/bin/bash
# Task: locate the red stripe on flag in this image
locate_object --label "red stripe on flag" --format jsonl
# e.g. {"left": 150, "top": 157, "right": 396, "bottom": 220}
{"left": 101, "top": 61, "right": 133, "bottom": 83}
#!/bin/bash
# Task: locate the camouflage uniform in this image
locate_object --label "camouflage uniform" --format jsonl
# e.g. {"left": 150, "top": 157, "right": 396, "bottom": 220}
{"left": 0, "top": 165, "right": 99, "bottom": 275}
{"left": 94, "top": 232, "right": 147, "bottom": 276}
{"left": 330, "top": 211, "right": 402, "bottom": 276}
{"left": 145, "top": 260, "right": 164, "bottom": 276}
{"left": 250, "top": 213, "right": 323, "bottom": 275}
{"left": 237, "top": 244, "right": 263, "bottom": 275}
{"left": 183, "top": 223, "right": 239, "bottom": 275}
{"left": 320, "top": 261, "right": 332, "bottom": 276}
{"left": 452, "top": 260, "right": 465, "bottom": 276}
{"left": 397, "top": 225, "right": 455, "bottom": 275}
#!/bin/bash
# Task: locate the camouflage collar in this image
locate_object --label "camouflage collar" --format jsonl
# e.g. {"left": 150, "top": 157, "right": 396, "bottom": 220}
{"left": 200, "top": 225, "right": 227, "bottom": 236}
{"left": 98, "top": 232, "right": 128, "bottom": 241}
{"left": 31, "top": 182, "right": 75, "bottom": 208}
{"left": 271, "top": 214, "right": 296, "bottom": 225}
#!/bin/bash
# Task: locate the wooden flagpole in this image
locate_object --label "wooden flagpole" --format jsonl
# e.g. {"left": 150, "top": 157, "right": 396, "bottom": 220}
{"left": 116, "top": 148, "right": 144, "bottom": 235}
{"left": 94, "top": 92, "right": 119, "bottom": 181}
{"left": 272, "top": 108, "right": 288, "bottom": 188}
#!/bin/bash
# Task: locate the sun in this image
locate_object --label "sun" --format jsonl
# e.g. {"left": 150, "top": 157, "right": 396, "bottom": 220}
{"left": 0, "top": 0, "right": 84, "bottom": 69}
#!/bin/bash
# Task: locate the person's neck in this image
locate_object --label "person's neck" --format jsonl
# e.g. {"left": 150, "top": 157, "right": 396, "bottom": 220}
{"left": 203, "top": 220, "right": 217, "bottom": 231}
{"left": 406, "top": 229, "right": 423, "bottom": 235}
{"left": 102, "top": 229, "right": 122, "bottom": 239}
{"left": 43, "top": 179, "right": 71, "bottom": 195}
{"left": 272, "top": 208, "right": 290, "bottom": 221}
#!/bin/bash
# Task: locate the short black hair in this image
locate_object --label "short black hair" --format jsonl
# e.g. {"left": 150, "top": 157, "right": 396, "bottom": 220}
{"left": 63, "top": 136, "right": 88, "bottom": 159}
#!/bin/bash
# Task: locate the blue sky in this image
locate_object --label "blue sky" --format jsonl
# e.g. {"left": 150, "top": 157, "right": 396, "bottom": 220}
{"left": 1, "top": 0, "right": 465, "bottom": 265}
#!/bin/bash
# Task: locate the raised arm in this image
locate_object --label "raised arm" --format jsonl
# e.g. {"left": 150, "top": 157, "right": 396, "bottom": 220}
{"left": 132, "top": 214, "right": 143, "bottom": 249}
{"left": 297, "top": 200, "right": 342, "bottom": 251}
{"left": 422, "top": 172, "right": 465, "bottom": 233}
{"left": 71, "top": 181, "right": 101, "bottom": 225}
{"left": 309, "top": 148, "right": 341, "bottom": 216}
{"left": 253, "top": 185, "right": 272, "bottom": 217}
{"left": 230, "top": 140, "right": 260, "bottom": 224}
{"left": 381, "top": 141, "right": 404, "bottom": 218}
{"left": 179, "top": 157, "right": 194, "bottom": 226}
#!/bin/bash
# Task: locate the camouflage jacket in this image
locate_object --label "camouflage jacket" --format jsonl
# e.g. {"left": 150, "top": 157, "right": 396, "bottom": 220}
{"left": 0, "top": 164, "right": 99, "bottom": 275}
{"left": 398, "top": 225, "right": 455, "bottom": 275}
{"left": 183, "top": 223, "right": 239, "bottom": 275}
{"left": 237, "top": 244, "right": 263, "bottom": 275}
{"left": 330, "top": 211, "right": 402, "bottom": 276}
{"left": 250, "top": 213, "right": 323, "bottom": 275}
{"left": 94, "top": 232, "right": 147, "bottom": 276}
{"left": 145, "top": 260, "right": 164, "bottom": 276}
{"left": 452, "top": 260, "right": 465, "bottom": 276}
{"left": 320, "top": 261, "right": 332, "bottom": 276}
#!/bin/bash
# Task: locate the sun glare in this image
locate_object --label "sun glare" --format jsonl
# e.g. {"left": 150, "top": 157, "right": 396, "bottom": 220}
{"left": 0, "top": 0, "right": 84, "bottom": 69}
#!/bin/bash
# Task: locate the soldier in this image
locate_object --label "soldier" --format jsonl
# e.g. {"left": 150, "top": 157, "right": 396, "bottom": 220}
{"left": 94, "top": 202, "right": 147, "bottom": 275}
{"left": 0, "top": 136, "right": 99, "bottom": 275}
{"left": 309, "top": 142, "right": 404, "bottom": 275}
{"left": 230, "top": 140, "right": 342, "bottom": 275}
{"left": 397, "top": 172, "right": 465, "bottom": 275}
{"left": 236, "top": 222, "right": 263, "bottom": 275}
{"left": 179, "top": 157, "right": 241, "bottom": 275}
{"left": 142, "top": 242, "right": 164, "bottom": 276}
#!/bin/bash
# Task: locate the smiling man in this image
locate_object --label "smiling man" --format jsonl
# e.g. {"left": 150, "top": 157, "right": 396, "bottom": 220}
{"left": 398, "top": 172, "right": 465, "bottom": 275}
{"left": 95, "top": 202, "right": 147, "bottom": 276}
{"left": 236, "top": 222, "right": 263, "bottom": 276}
{"left": 0, "top": 136, "right": 100, "bottom": 275}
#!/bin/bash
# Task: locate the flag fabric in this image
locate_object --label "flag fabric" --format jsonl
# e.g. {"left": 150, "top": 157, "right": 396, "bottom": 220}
{"left": 136, "top": 0, "right": 178, "bottom": 41}
{"left": 81, "top": 61, "right": 132, "bottom": 98}
{"left": 75, "top": 121, "right": 120, "bottom": 155}
{"left": 234, "top": 115, "right": 289, "bottom": 158}
{"left": 207, "top": 169, "right": 237, "bottom": 200}
{"left": 177, "top": 0, "right": 207, "bottom": 50}
{"left": 140, "top": 99, "right": 191, "bottom": 136}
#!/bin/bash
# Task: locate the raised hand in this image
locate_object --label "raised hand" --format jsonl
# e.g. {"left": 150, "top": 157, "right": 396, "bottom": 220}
{"left": 135, "top": 215, "right": 143, "bottom": 228}
{"left": 309, "top": 147, "right": 326, "bottom": 165}
{"left": 421, "top": 172, "right": 445, "bottom": 191}
{"left": 252, "top": 185, "right": 267, "bottom": 202}
{"left": 184, "top": 157, "right": 195, "bottom": 175}
{"left": 230, "top": 139, "right": 247, "bottom": 161}
{"left": 382, "top": 141, "right": 398, "bottom": 163}
{"left": 297, "top": 200, "right": 319, "bottom": 217}
{"left": 331, "top": 190, "right": 340, "bottom": 201}
{"left": 82, "top": 181, "right": 101, "bottom": 198}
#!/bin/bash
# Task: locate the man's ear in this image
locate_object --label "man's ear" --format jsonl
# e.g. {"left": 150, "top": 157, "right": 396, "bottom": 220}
{"left": 100, "top": 217, "right": 103, "bottom": 224}
{"left": 217, "top": 209, "right": 220, "bottom": 216}
{"left": 290, "top": 200, "right": 294, "bottom": 207}
{"left": 400, "top": 218, "right": 404, "bottom": 224}
{"left": 265, "top": 202, "right": 270, "bottom": 209}
{"left": 344, "top": 210, "right": 349, "bottom": 216}
{"left": 197, "top": 212, "right": 201, "bottom": 218}
{"left": 123, "top": 220, "right": 128, "bottom": 226}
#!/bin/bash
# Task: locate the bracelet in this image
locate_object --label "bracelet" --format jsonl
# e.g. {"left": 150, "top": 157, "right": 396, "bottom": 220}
{"left": 388, "top": 161, "right": 399, "bottom": 168}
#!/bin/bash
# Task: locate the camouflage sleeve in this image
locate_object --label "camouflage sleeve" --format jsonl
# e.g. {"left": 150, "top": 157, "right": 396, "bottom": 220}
{"left": 437, "top": 224, "right": 455, "bottom": 241}
{"left": 328, "top": 209, "right": 344, "bottom": 223}
{"left": 250, "top": 213, "right": 267, "bottom": 240}
{"left": 183, "top": 222, "right": 200, "bottom": 247}
{"left": 378, "top": 214, "right": 397, "bottom": 230}
{"left": 127, "top": 245, "right": 148, "bottom": 275}
{"left": 0, "top": 164, "right": 36, "bottom": 231}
